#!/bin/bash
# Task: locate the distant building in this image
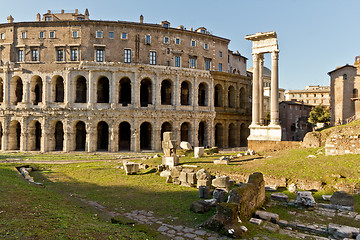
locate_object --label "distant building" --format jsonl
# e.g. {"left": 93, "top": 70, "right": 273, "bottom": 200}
{"left": 285, "top": 85, "right": 330, "bottom": 106}
{"left": 279, "top": 101, "right": 313, "bottom": 141}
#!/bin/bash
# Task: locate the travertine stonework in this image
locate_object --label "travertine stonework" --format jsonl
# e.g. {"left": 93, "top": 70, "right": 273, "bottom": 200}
{"left": 0, "top": 10, "right": 251, "bottom": 152}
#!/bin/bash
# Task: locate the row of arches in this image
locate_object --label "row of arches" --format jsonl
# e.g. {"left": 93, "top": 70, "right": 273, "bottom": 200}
{"left": 3, "top": 119, "right": 247, "bottom": 152}
{"left": 4, "top": 75, "right": 246, "bottom": 108}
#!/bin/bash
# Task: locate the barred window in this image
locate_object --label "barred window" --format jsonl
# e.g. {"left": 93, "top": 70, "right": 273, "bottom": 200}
{"left": 71, "top": 48, "right": 78, "bottom": 61}
{"left": 124, "top": 49, "right": 131, "bottom": 63}
{"left": 175, "top": 56, "right": 180, "bottom": 67}
{"left": 96, "top": 49, "right": 104, "bottom": 62}
{"left": 57, "top": 49, "right": 64, "bottom": 61}
{"left": 150, "top": 51, "right": 156, "bottom": 65}
{"left": 18, "top": 49, "right": 24, "bottom": 62}
{"left": 31, "top": 49, "right": 39, "bottom": 61}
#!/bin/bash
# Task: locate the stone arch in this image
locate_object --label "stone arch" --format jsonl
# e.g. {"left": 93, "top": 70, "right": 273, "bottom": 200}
{"left": 240, "top": 87, "right": 246, "bottom": 109}
{"left": 161, "top": 79, "right": 172, "bottom": 105}
{"left": 10, "top": 76, "right": 23, "bottom": 105}
{"left": 198, "top": 82, "right": 208, "bottom": 106}
{"left": 228, "top": 86, "right": 235, "bottom": 108}
{"left": 198, "top": 121, "right": 207, "bottom": 147}
{"left": 75, "top": 121, "right": 86, "bottom": 150}
{"left": 97, "top": 76, "right": 110, "bottom": 103}
{"left": 119, "top": 77, "right": 131, "bottom": 106}
{"left": 215, "top": 123, "right": 224, "bottom": 148}
{"left": 161, "top": 121, "right": 172, "bottom": 141}
{"left": 0, "top": 77, "right": 3, "bottom": 103}
{"left": 181, "top": 81, "right": 191, "bottom": 106}
{"left": 180, "top": 122, "right": 191, "bottom": 143}
{"left": 30, "top": 75, "right": 43, "bottom": 105}
{"left": 54, "top": 121, "right": 64, "bottom": 151}
{"left": 214, "top": 84, "right": 223, "bottom": 107}
{"left": 9, "top": 120, "right": 21, "bottom": 150}
{"left": 119, "top": 121, "right": 131, "bottom": 151}
{"left": 240, "top": 123, "right": 249, "bottom": 147}
{"left": 140, "top": 78, "right": 152, "bottom": 107}
{"left": 29, "top": 120, "right": 41, "bottom": 151}
{"left": 140, "top": 121, "right": 152, "bottom": 150}
{"left": 75, "top": 76, "right": 87, "bottom": 103}
{"left": 97, "top": 121, "right": 109, "bottom": 151}
{"left": 228, "top": 123, "right": 236, "bottom": 147}
{"left": 52, "top": 75, "right": 64, "bottom": 103}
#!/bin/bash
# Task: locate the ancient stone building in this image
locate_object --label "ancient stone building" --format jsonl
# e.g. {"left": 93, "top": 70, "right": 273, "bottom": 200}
{"left": 0, "top": 9, "right": 251, "bottom": 152}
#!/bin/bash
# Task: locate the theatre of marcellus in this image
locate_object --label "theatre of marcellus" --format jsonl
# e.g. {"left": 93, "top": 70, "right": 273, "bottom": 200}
{"left": 0, "top": 9, "right": 252, "bottom": 152}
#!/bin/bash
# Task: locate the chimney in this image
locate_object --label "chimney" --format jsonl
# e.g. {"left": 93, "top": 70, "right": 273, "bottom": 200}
{"left": 7, "top": 15, "right": 14, "bottom": 23}
{"left": 61, "top": 9, "right": 64, "bottom": 14}
{"left": 36, "top": 13, "right": 41, "bottom": 21}
{"left": 140, "top": 15, "right": 144, "bottom": 23}
{"left": 75, "top": 9, "right": 78, "bottom": 14}
{"left": 47, "top": 10, "right": 51, "bottom": 14}
{"left": 85, "top": 8, "right": 89, "bottom": 20}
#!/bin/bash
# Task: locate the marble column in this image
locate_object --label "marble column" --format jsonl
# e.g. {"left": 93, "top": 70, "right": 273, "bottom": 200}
{"left": 270, "top": 50, "right": 280, "bottom": 125}
{"left": 251, "top": 53, "right": 260, "bottom": 125}
{"left": 259, "top": 54, "right": 264, "bottom": 125}
{"left": 64, "top": 71, "right": 71, "bottom": 107}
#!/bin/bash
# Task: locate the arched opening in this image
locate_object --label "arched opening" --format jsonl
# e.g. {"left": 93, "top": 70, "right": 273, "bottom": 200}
{"left": 240, "top": 123, "right": 249, "bottom": 147}
{"left": 228, "top": 123, "right": 236, "bottom": 147}
{"left": 119, "top": 121, "right": 131, "bottom": 151}
{"left": 161, "top": 122, "right": 172, "bottom": 141}
{"left": 52, "top": 76, "right": 64, "bottom": 102}
{"left": 97, "top": 77, "right": 109, "bottom": 103}
{"left": 140, "top": 79, "right": 152, "bottom": 107}
{"left": 198, "top": 121, "right": 206, "bottom": 147}
{"left": 181, "top": 81, "right": 190, "bottom": 106}
{"left": 0, "top": 78, "right": 3, "bottom": 103}
{"left": 75, "top": 76, "right": 87, "bottom": 103}
{"left": 181, "top": 122, "right": 190, "bottom": 142}
{"left": 161, "top": 80, "right": 172, "bottom": 105}
{"left": 75, "top": 121, "right": 86, "bottom": 151}
{"left": 29, "top": 121, "right": 41, "bottom": 151}
{"left": 9, "top": 121, "right": 21, "bottom": 150}
{"left": 31, "top": 76, "right": 42, "bottom": 105}
{"left": 119, "top": 78, "right": 131, "bottom": 106}
{"left": 198, "top": 83, "right": 207, "bottom": 106}
{"left": 214, "top": 84, "right": 223, "bottom": 107}
{"left": 215, "top": 123, "right": 223, "bottom": 148}
{"left": 11, "top": 76, "right": 23, "bottom": 105}
{"left": 353, "top": 88, "right": 358, "bottom": 98}
{"left": 54, "top": 121, "right": 64, "bottom": 151}
{"left": 240, "top": 87, "right": 246, "bottom": 109}
{"left": 140, "top": 122, "right": 152, "bottom": 150}
{"left": 97, "top": 121, "right": 109, "bottom": 151}
{"left": 228, "top": 86, "right": 235, "bottom": 108}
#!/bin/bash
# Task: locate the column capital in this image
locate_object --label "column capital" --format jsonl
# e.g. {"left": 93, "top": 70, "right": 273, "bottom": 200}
{"left": 252, "top": 53, "right": 260, "bottom": 62}
{"left": 271, "top": 50, "right": 279, "bottom": 60}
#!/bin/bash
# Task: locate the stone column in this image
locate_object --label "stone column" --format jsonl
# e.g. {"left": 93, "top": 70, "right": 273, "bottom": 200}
{"left": 3, "top": 70, "right": 9, "bottom": 108}
{"left": 63, "top": 121, "right": 71, "bottom": 152}
{"left": 41, "top": 118, "right": 49, "bottom": 152}
{"left": 87, "top": 71, "right": 94, "bottom": 108}
{"left": 133, "top": 72, "right": 139, "bottom": 108}
{"left": 23, "top": 81, "right": 30, "bottom": 106}
{"left": 259, "top": 54, "right": 264, "bottom": 125}
{"left": 20, "top": 117, "right": 27, "bottom": 151}
{"left": 251, "top": 53, "right": 260, "bottom": 125}
{"left": 87, "top": 128, "right": 95, "bottom": 152}
{"left": 64, "top": 70, "right": 71, "bottom": 107}
{"left": 43, "top": 77, "right": 49, "bottom": 107}
{"left": 111, "top": 123, "right": 119, "bottom": 152}
{"left": 270, "top": 50, "right": 280, "bottom": 125}
{"left": 2, "top": 118, "right": 9, "bottom": 150}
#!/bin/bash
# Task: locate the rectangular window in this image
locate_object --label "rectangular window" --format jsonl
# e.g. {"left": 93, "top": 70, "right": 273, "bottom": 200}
{"left": 18, "top": 49, "right": 24, "bottom": 62}
{"left": 219, "top": 51, "right": 222, "bottom": 58}
{"left": 39, "top": 31, "right": 44, "bottom": 38}
{"left": 145, "top": 35, "right": 151, "bottom": 44}
{"left": 175, "top": 38, "right": 180, "bottom": 44}
{"left": 45, "top": 17, "right": 52, "bottom": 21}
{"left": 166, "top": 61, "right": 170, "bottom": 66}
{"left": 96, "top": 31, "right": 103, "bottom": 38}
{"left": 121, "top": 32, "right": 127, "bottom": 39}
{"left": 150, "top": 51, "right": 156, "bottom": 65}
{"left": 21, "top": 32, "right": 26, "bottom": 39}
{"left": 124, "top": 49, "right": 131, "bottom": 63}
{"left": 49, "top": 31, "right": 55, "bottom": 38}
{"left": 204, "top": 43, "right": 209, "bottom": 49}
{"left": 57, "top": 49, "right": 64, "bottom": 61}
{"left": 71, "top": 48, "right": 78, "bottom": 61}
{"left": 96, "top": 49, "right": 104, "bottom": 62}
{"left": 0, "top": 33, "right": 5, "bottom": 39}
{"left": 72, "top": 31, "right": 78, "bottom": 38}
{"left": 205, "top": 58, "right": 211, "bottom": 70}
{"left": 164, "top": 37, "right": 169, "bottom": 43}
{"left": 175, "top": 56, "right": 180, "bottom": 67}
{"left": 190, "top": 57, "right": 196, "bottom": 68}
{"left": 218, "top": 63, "right": 222, "bottom": 71}
{"left": 31, "top": 49, "right": 39, "bottom": 61}
{"left": 109, "top": 31, "right": 114, "bottom": 39}
{"left": 191, "top": 40, "right": 196, "bottom": 47}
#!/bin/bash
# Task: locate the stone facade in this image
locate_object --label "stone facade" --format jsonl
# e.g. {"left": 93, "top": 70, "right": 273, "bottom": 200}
{"left": 285, "top": 85, "right": 330, "bottom": 106}
{"left": 0, "top": 10, "right": 251, "bottom": 152}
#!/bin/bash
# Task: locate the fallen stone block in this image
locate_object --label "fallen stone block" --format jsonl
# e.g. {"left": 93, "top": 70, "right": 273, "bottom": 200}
{"left": 180, "top": 141, "right": 192, "bottom": 150}
{"left": 204, "top": 198, "right": 217, "bottom": 207}
{"left": 296, "top": 191, "right": 316, "bottom": 207}
{"left": 288, "top": 183, "right": 298, "bottom": 193}
{"left": 123, "top": 162, "right": 139, "bottom": 175}
{"left": 214, "top": 159, "right": 229, "bottom": 165}
{"left": 270, "top": 192, "right": 289, "bottom": 202}
{"left": 213, "top": 188, "right": 227, "bottom": 203}
{"left": 322, "top": 195, "right": 332, "bottom": 201}
{"left": 190, "top": 200, "right": 210, "bottom": 213}
{"left": 265, "top": 185, "right": 278, "bottom": 192}
{"left": 330, "top": 191, "right": 354, "bottom": 207}
{"left": 249, "top": 218, "right": 262, "bottom": 225}
{"left": 254, "top": 210, "right": 279, "bottom": 223}
{"left": 199, "top": 186, "right": 210, "bottom": 199}
{"left": 194, "top": 147, "right": 204, "bottom": 158}
{"left": 160, "top": 170, "right": 171, "bottom": 177}
{"left": 212, "top": 176, "right": 229, "bottom": 189}
{"left": 328, "top": 223, "right": 360, "bottom": 239}
{"left": 263, "top": 221, "right": 279, "bottom": 232}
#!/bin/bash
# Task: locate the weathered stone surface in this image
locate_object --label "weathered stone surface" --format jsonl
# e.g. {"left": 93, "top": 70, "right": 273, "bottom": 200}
{"left": 194, "top": 147, "right": 204, "bottom": 158}
{"left": 166, "top": 175, "right": 172, "bottom": 183}
{"left": 199, "top": 186, "right": 210, "bottom": 199}
{"left": 187, "top": 172, "right": 197, "bottom": 184}
{"left": 302, "top": 131, "right": 322, "bottom": 148}
{"left": 214, "top": 159, "right": 229, "bottom": 165}
{"left": 170, "top": 166, "right": 183, "bottom": 178}
{"left": 296, "top": 191, "right": 316, "bottom": 207}
{"left": 288, "top": 183, "right": 298, "bottom": 193}
{"left": 249, "top": 217, "right": 262, "bottom": 225}
{"left": 123, "top": 162, "right": 139, "bottom": 175}
{"left": 328, "top": 223, "right": 360, "bottom": 239}
{"left": 330, "top": 191, "right": 354, "bottom": 207}
{"left": 190, "top": 200, "right": 210, "bottom": 213}
{"left": 196, "top": 169, "right": 211, "bottom": 181}
{"left": 160, "top": 170, "right": 171, "bottom": 177}
{"left": 265, "top": 185, "right": 278, "bottom": 191}
{"left": 263, "top": 221, "right": 280, "bottom": 232}
{"left": 254, "top": 210, "right": 279, "bottom": 223}
{"left": 204, "top": 198, "right": 217, "bottom": 207}
{"left": 270, "top": 192, "right": 288, "bottom": 202}
{"left": 180, "top": 141, "right": 192, "bottom": 150}
{"left": 213, "top": 189, "right": 227, "bottom": 203}
{"left": 322, "top": 195, "right": 332, "bottom": 201}
{"left": 212, "top": 176, "right": 229, "bottom": 189}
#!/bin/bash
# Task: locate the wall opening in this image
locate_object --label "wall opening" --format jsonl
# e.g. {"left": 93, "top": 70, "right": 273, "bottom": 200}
{"left": 214, "top": 84, "right": 223, "bottom": 107}
{"left": 75, "top": 76, "right": 87, "bottom": 103}
{"left": 11, "top": 77, "right": 23, "bottom": 105}
{"left": 54, "top": 76, "right": 64, "bottom": 102}
{"left": 140, "top": 79, "right": 152, "bottom": 107}
{"left": 240, "top": 123, "right": 249, "bottom": 147}
{"left": 198, "top": 83, "right": 207, "bottom": 106}
{"left": 119, "top": 78, "right": 131, "bottom": 106}
{"left": 75, "top": 121, "right": 86, "bottom": 150}
{"left": 97, "top": 121, "right": 109, "bottom": 151}
{"left": 97, "top": 77, "right": 109, "bottom": 103}
{"left": 240, "top": 87, "right": 246, "bottom": 109}
{"left": 161, "top": 122, "right": 172, "bottom": 141}
{"left": 119, "top": 121, "right": 131, "bottom": 151}
{"left": 55, "top": 121, "right": 64, "bottom": 151}
{"left": 181, "top": 81, "right": 190, "bottom": 105}
{"left": 198, "top": 121, "right": 206, "bottom": 146}
{"left": 181, "top": 122, "right": 190, "bottom": 142}
{"left": 9, "top": 121, "right": 21, "bottom": 150}
{"left": 228, "top": 86, "right": 235, "bottom": 108}
{"left": 31, "top": 76, "right": 42, "bottom": 105}
{"left": 140, "top": 122, "right": 151, "bottom": 150}
{"left": 215, "top": 123, "right": 223, "bottom": 148}
{"left": 161, "top": 80, "right": 172, "bottom": 105}
{"left": 228, "top": 123, "right": 236, "bottom": 147}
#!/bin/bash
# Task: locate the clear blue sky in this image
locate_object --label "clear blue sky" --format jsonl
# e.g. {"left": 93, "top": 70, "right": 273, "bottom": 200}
{"left": 1, "top": 0, "right": 359, "bottom": 90}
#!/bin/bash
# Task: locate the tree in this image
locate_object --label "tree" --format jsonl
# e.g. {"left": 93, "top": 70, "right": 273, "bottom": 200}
{"left": 308, "top": 105, "right": 330, "bottom": 124}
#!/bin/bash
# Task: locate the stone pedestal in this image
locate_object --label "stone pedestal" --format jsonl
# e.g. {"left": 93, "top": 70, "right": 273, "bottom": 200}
{"left": 162, "top": 156, "right": 179, "bottom": 167}
{"left": 248, "top": 124, "right": 282, "bottom": 141}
